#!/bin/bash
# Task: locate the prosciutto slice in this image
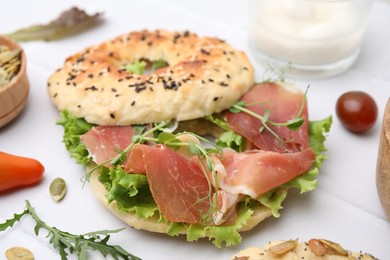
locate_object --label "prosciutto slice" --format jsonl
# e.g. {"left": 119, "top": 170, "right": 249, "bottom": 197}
{"left": 133, "top": 144, "right": 212, "bottom": 224}
{"left": 218, "top": 148, "right": 316, "bottom": 198}
{"left": 226, "top": 82, "right": 309, "bottom": 153}
{"left": 81, "top": 126, "right": 135, "bottom": 166}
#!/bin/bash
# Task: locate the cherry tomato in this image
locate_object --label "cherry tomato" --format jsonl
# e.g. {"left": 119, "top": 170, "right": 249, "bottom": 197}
{"left": 336, "top": 91, "right": 378, "bottom": 133}
{"left": 0, "top": 152, "right": 44, "bottom": 192}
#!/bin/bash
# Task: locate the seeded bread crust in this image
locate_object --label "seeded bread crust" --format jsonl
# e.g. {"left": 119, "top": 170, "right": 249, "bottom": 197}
{"left": 231, "top": 240, "right": 377, "bottom": 260}
{"left": 89, "top": 171, "right": 272, "bottom": 235}
{"left": 48, "top": 30, "right": 254, "bottom": 125}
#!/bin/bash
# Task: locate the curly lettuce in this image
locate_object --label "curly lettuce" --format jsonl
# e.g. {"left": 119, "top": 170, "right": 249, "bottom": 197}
{"left": 57, "top": 110, "right": 93, "bottom": 166}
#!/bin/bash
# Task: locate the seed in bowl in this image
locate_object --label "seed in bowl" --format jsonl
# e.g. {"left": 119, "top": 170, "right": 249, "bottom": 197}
{"left": 0, "top": 44, "right": 21, "bottom": 88}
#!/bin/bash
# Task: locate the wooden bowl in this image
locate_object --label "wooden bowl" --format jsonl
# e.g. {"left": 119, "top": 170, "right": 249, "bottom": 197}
{"left": 0, "top": 36, "right": 29, "bottom": 128}
{"left": 377, "top": 98, "right": 390, "bottom": 220}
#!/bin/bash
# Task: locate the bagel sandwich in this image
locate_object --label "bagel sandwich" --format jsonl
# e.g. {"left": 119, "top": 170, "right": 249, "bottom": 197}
{"left": 231, "top": 238, "right": 377, "bottom": 259}
{"left": 48, "top": 29, "right": 332, "bottom": 247}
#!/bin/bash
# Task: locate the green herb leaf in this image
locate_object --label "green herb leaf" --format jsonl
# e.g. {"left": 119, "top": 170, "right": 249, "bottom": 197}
{"left": 125, "top": 60, "right": 147, "bottom": 75}
{"left": 215, "top": 130, "right": 245, "bottom": 152}
{"left": 110, "top": 150, "right": 128, "bottom": 166}
{"left": 228, "top": 101, "right": 246, "bottom": 113}
{"left": 0, "top": 210, "right": 28, "bottom": 231}
{"left": 188, "top": 142, "right": 202, "bottom": 155}
{"left": 132, "top": 125, "right": 146, "bottom": 136}
{"left": 5, "top": 7, "right": 103, "bottom": 42}
{"left": 286, "top": 117, "right": 305, "bottom": 131}
{"left": 157, "top": 132, "right": 181, "bottom": 150}
{"left": 151, "top": 59, "right": 167, "bottom": 70}
{"left": 0, "top": 200, "right": 142, "bottom": 260}
{"left": 204, "top": 114, "right": 230, "bottom": 131}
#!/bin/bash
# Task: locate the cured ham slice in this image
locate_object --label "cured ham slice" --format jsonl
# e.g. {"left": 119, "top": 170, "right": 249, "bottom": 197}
{"left": 218, "top": 148, "right": 316, "bottom": 198}
{"left": 193, "top": 148, "right": 315, "bottom": 199}
{"left": 81, "top": 126, "right": 135, "bottom": 166}
{"left": 134, "top": 144, "right": 212, "bottom": 224}
{"left": 226, "top": 82, "right": 309, "bottom": 153}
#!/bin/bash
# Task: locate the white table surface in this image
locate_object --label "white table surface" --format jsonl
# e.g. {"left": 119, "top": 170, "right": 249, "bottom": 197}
{"left": 0, "top": 1, "right": 389, "bottom": 259}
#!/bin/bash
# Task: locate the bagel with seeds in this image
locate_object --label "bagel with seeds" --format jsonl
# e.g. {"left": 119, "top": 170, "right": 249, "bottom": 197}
{"left": 231, "top": 239, "right": 377, "bottom": 260}
{"left": 50, "top": 30, "right": 332, "bottom": 248}
{"left": 48, "top": 29, "right": 254, "bottom": 126}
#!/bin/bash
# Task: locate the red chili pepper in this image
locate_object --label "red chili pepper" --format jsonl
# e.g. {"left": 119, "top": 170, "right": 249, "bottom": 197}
{"left": 0, "top": 152, "right": 44, "bottom": 192}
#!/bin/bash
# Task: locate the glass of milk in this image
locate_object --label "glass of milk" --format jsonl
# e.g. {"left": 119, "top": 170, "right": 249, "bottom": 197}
{"left": 248, "top": 0, "right": 373, "bottom": 79}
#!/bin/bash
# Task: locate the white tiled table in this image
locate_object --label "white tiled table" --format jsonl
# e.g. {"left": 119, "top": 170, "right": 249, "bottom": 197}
{"left": 0, "top": 1, "right": 389, "bottom": 259}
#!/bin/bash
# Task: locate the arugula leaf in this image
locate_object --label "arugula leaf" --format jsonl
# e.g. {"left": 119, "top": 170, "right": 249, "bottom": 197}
{"left": 0, "top": 200, "right": 141, "bottom": 260}
{"left": 0, "top": 210, "right": 28, "bottom": 231}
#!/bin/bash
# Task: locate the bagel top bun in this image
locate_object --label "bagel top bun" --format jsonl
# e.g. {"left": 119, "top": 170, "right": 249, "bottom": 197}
{"left": 47, "top": 30, "right": 254, "bottom": 125}
{"left": 231, "top": 239, "right": 377, "bottom": 260}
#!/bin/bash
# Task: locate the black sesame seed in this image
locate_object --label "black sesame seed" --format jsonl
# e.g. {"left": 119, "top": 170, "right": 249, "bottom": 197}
{"left": 131, "top": 101, "right": 136, "bottom": 106}
{"left": 88, "top": 74, "right": 94, "bottom": 78}
{"left": 76, "top": 57, "right": 85, "bottom": 63}
{"left": 201, "top": 49, "right": 210, "bottom": 55}
{"left": 110, "top": 113, "right": 115, "bottom": 119}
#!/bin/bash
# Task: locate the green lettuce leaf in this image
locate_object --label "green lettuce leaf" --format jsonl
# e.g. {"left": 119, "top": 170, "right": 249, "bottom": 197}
{"left": 99, "top": 166, "right": 158, "bottom": 219}
{"left": 56, "top": 110, "right": 93, "bottom": 166}
{"left": 256, "top": 116, "right": 333, "bottom": 217}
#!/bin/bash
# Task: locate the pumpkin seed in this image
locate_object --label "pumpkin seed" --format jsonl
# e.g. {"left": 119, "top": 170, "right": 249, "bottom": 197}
{"left": 5, "top": 246, "right": 34, "bottom": 260}
{"left": 49, "top": 177, "right": 67, "bottom": 201}
{"left": 0, "top": 45, "right": 21, "bottom": 88}
{"left": 269, "top": 240, "right": 298, "bottom": 255}
{"left": 320, "top": 239, "right": 348, "bottom": 256}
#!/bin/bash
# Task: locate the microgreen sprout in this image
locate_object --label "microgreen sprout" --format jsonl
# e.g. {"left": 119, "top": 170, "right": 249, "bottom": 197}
{"left": 228, "top": 86, "right": 307, "bottom": 143}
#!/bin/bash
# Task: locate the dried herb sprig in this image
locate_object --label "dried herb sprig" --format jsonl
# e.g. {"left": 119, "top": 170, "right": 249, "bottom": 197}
{"left": 0, "top": 200, "right": 141, "bottom": 260}
{"left": 5, "top": 7, "right": 103, "bottom": 42}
